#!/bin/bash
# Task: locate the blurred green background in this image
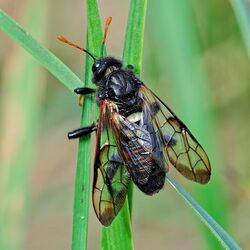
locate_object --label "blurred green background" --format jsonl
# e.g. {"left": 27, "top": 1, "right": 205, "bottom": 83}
{"left": 0, "top": 0, "right": 249, "bottom": 249}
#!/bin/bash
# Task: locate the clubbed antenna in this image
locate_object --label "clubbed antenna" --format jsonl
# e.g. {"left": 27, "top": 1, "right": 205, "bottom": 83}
{"left": 57, "top": 35, "right": 96, "bottom": 61}
{"left": 101, "top": 16, "right": 112, "bottom": 57}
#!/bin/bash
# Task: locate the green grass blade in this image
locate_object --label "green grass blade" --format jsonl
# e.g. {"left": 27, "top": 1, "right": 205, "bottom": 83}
{"left": 229, "top": 0, "right": 250, "bottom": 57}
{"left": 166, "top": 174, "right": 242, "bottom": 250}
{"left": 123, "top": 0, "right": 147, "bottom": 74}
{"left": 71, "top": 94, "right": 92, "bottom": 250}
{"left": 0, "top": 9, "right": 82, "bottom": 91}
{"left": 71, "top": 1, "right": 103, "bottom": 250}
{"left": 0, "top": 2, "right": 47, "bottom": 249}
{"left": 122, "top": 0, "right": 147, "bottom": 215}
{"left": 101, "top": 201, "right": 133, "bottom": 250}
{"left": 101, "top": 0, "right": 147, "bottom": 249}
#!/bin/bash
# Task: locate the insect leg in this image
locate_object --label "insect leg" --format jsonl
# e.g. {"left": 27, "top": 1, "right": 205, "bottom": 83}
{"left": 68, "top": 123, "right": 97, "bottom": 139}
{"left": 74, "top": 87, "right": 96, "bottom": 106}
{"left": 125, "top": 64, "right": 134, "bottom": 71}
{"left": 74, "top": 87, "right": 96, "bottom": 95}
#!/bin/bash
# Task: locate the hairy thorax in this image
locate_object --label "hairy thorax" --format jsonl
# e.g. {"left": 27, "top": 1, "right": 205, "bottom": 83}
{"left": 96, "top": 69, "right": 143, "bottom": 117}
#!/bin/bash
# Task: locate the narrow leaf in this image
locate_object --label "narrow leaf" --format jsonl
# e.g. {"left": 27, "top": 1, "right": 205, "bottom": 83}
{"left": 0, "top": 9, "right": 82, "bottom": 91}
{"left": 101, "top": 201, "right": 133, "bottom": 250}
{"left": 101, "top": 0, "right": 147, "bottom": 249}
{"left": 166, "top": 174, "right": 242, "bottom": 250}
{"left": 71, "top": 0, "right": 103, "bottom": 249}
{"left": 122, "top": 0, "right": 147, "bottom": 215}
{"left": 123, "top": 0, "right": 147, "bottom": 74}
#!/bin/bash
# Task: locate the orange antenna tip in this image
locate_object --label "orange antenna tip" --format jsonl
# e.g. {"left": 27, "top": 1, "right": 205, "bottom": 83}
{"left": 101, "top": 16, "right": 113, "bottom": 57}
{"left": 57, "top": 35, "right": 68, "bottom": 43}
{"left": 106, "top": 16, "right": 112, "bottom": 26}
{"left": 57, "top": 35, "right": 96, "bottom": 61}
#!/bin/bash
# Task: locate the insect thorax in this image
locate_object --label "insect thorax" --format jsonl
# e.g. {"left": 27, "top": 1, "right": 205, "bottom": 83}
{"left": 95, "top": 68, "right": 143, "bottom": 117}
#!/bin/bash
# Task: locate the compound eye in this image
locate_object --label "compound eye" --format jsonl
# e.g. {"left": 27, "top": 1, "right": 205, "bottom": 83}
{"left": 92, "top": 62, "right": 100, "bottom": 72}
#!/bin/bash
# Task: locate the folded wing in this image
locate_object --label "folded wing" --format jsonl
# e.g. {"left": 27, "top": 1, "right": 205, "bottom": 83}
{"left": 93, "top": 101, "right": 131, "bottom": 226}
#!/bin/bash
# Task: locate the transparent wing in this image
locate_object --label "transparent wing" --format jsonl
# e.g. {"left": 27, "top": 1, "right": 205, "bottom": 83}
{"left": 92, "top": 101, "right": 131, "bottom": 226}
{"left": 140, "top": 85, "right": 211, "bottom": 184}
{"left": 109, "top": 101, "right": 167, "bottom": 195}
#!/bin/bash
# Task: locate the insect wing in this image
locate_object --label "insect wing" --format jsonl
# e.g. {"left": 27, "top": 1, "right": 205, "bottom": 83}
{"left": 93, "top": 101, "right": 131, "bottom": 226}
{"left": 140, "top": 85, "right": 211, "bottom": 184}
{"left": 110, "top": 101, "right": 167, "bottom": 195}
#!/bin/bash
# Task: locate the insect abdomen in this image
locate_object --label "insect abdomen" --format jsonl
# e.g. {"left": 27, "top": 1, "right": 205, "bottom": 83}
{"left": 136, "top": 167, "right": 166, "bottom": 195}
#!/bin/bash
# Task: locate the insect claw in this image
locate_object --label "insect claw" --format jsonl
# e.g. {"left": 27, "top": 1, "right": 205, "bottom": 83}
{"left": 73, "top": 87, "right": 95, "bottom": 106}
{"left": 126, "top": 64, "right": 134, "bottom": 71}
{"left": 91, "top": 122, "right": 97, "bottom": 129}
{"left": 79, "top": 95, "right": 83, "bottom": 106}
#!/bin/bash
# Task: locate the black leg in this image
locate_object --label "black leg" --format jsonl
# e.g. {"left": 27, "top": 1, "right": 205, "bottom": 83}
{"left": 68, "top": 123, "right": 97, "bottom": 139}
{"left": 74, "top": 87, "right": 96, "bottom": 95}
{"left": 125, "top": 64, "right": 134, "bottom": 71}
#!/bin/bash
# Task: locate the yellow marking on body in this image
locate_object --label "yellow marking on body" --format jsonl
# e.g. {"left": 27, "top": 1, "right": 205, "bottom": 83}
{"left": 127, "top": 112, "right": 142, "bottom": 123}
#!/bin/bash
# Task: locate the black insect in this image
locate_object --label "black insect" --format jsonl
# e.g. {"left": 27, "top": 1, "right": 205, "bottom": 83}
{"left": 58, "top": 17, "right": 211, "bottom": 226}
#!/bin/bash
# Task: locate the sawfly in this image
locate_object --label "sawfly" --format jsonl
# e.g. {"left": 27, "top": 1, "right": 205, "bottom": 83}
{"left": 58, "top": 17, "right": 211, "bottom": 226}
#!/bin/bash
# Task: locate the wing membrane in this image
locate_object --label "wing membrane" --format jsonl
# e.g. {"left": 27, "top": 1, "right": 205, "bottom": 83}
{"left": 109, "top": 101, "right": 167, "bottom": 195}
{"left": 140, "top": 85, "right": 211, "bottom": 184}
{"left": 93, "top": 101, "right": 131, "bottom": 226}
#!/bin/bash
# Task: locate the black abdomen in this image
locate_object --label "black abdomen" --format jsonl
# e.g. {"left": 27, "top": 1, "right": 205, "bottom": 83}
{"left": 136, "top": 167, "right": 166, "bottom": 195}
